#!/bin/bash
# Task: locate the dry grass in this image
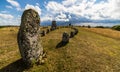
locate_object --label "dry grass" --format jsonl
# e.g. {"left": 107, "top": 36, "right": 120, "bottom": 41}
{"left": 84, "top": 28, "right": 120, "bottom": 40}
{"left": 0, "top": 27, "right": 20, "bottom": 69}
{"left": 0, "top": 27, "right": 120, "bottom": 72}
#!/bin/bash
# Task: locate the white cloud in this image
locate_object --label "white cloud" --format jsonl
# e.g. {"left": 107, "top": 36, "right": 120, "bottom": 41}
{"left": 45, "top": 0, "right": 120, "bottom": 21}
{"left": 0, "top": 11, "right": 8, "bottom": 13}
{"left": 6, "top": 0, "right": 20, "bottom": 8}
{"left": 6, "top": 0, "right": 22, "bottom": 11}
{"left": 25, "top": 4, "right": 41, "bottom": 15}
{"left": 55, "top": 12, "right": 69, "bottom": 21}
{"left": 36, "top": 3, "right": 40, "bottom": 6}
{"left": 41, "top": 15, "right": 53, "bottom": 22}
{"left": 6, "top": 5, "right": 13, "bottom": 9}
{"left": 0, "top": 13, "right": 14, "bottom": 19}
{"left": 62, "top": 0, "right": 77, "bottom": 6}
{"left": 0, "top": 15, "right": 20, "bottom": 26}
{"left": 46, "top": 1, "right": 66, "bottom": 14}
{"left": 0, "top": 13, "right": 20, "bottom": 26}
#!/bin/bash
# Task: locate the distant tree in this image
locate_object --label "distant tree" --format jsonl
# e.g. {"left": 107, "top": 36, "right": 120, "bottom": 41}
{"left": 82, "top": 25, "right": 85, "bottom": 27}
{"left": 95, "top": 26, "right": 104, "bottom": 28}
{"left": 69, "top": 23, "right": 71, "bottom": 26}
{"left": 112, "top": 25, "right": 120, "bottom": 31}
{"left": 88, "top": 25, "right": 91, "bottom": 28}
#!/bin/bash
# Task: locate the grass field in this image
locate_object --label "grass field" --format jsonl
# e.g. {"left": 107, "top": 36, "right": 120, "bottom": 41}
{"left": 0, "top": 27, "right": 120, "bottom": 72}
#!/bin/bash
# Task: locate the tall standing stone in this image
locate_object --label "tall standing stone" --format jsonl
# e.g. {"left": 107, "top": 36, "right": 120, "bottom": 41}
{"left": 46, "top": 29, "right": 49, "bottom": 34}
{"left": 62, "top": 32, "right": 69, "bottom": 43}
{"left": 51, "top": 20, "right": 57, "bottom": 30}
{"left": 70, "top": 31, "right": 74, "bottom": 38}
{"left": 17, "top": 9, "right": 43, "bottom": 66}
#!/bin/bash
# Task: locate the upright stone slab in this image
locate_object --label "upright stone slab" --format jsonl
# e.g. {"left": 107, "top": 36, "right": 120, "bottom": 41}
{"left": 51, "top": 20, "right": 57, "bottom": 30}
{"left": 62, "top": 32, "right": 69, "bottom": 43}
{"left": 41, "top": 30, "right": 45, "bottom": 37}
{"left": 70, "top": 31, "right": 74, "bottom": 38}
{"left": 17, "top": 9, "right": 43, "bottom": 66}
{"left": 46, "top": 29, "right": 49, "bottom": 34}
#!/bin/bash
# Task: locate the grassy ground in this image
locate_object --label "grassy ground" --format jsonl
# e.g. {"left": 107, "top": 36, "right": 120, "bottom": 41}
{"left": 0, "top": 27, "right": 120, "bottom": 72}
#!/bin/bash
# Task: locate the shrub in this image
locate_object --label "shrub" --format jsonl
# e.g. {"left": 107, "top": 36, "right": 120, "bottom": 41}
{"left": 112, "top": 25, "right": 120, "bottom": 31}
{"left": 88, "top": 25, "right": 91, "bottom": 28}
{"left": 95, "top": 26, "right": 104, "bottom": 28}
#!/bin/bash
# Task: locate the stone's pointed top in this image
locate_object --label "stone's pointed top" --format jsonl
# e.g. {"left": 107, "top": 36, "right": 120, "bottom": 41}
{"left": 24, "top": 9, "right": 37, "bottom": 12}
{"left": 21, "top": 8, "right": 40, "bottom": 30}
{"left": 22, "top": 9, "right": 39, "bottom": 16}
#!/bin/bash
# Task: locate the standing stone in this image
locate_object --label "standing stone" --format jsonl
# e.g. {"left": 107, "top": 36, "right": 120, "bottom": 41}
{"left": 17, "top": 9, "right": 43, "bottom": 66}
{"left": 70, "top": 31, "right": 74, "bottom": 38}
{"left": 51, "top": 20, "right": 57, "bottom": 30}
{"left": 75, "top": 29, "right": 78, "bottom": 35}
{"left": 62, "top": 32, "right": 69, "bottom": 43}
{"left": 69, "top": 23, "right": 71, "bottom": 26}
{"left": 46, "top": 29, "right": 49, "bottom": 34}
{"left": 41, "top": 30, "right": 45, "bottom": 37}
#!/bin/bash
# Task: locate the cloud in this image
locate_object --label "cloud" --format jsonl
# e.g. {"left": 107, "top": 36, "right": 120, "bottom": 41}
{"left": 0, "top": 13, "right": 14, "bottom": 19}
{"left": 36, "top": 3, "right": 40, "bottom": 6}
{"left": 46, "top": 1, "right": 66, "bottom": 14}
{"left": 0, "top": 11, "right": 8, "bottom": 13}
{"left": 55, "top": 12, "right": 69, "bottom": 21}
{"left": 44, "top": 0, "right": 120, "bottom": 23}
{"left": 25, "top": 4, "right": 41, "bottom": 15}
{"left": 6, "top": 0, "right": 20, "bottom": 8}
{"left": 6, "top": 0, "right": 22, "bottom": 11}
{"left": 0, "top": 13, "right": 19, "bottom": 26}
{"left": 62, "top": 0, "right": 77, "bottom": 6}
{"left": 6, "top": 5, "right": 13, "bottom": 9}
{"left": 0, "top": 15, "right": 20, "bottom": 26}
{"left": 41, "top": 15, "right": 53, "bottom": 22}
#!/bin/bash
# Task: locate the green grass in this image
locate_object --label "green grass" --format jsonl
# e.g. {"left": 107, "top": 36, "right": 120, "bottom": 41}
{"left": 0, "top": 27, "right": 120, "bottom": 72}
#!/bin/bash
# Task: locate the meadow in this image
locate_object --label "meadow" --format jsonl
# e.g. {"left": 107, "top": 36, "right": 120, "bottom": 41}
{"left": 0, "top": 26, "right": 120, "bottom": 72}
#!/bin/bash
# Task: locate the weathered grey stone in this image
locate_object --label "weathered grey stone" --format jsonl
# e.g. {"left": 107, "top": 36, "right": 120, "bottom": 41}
{"left": 74, "top": 29, "right": 78, "bottom": 35}
{"left": 72, "top": 28, "right": 78, "bottom": 35}
{"left": 69, "top": 23, "right": 71, "bottom": 26}
{"left": 41, "top": 30, "right": 45, "bottom": 37}
{"left": 70, "top": 31, "right": 74, "bottom": 38}
{"left": 17, "top": 9, "right": 43, "bottom": 66}
{"left": 51, "top": 20, "right": 57, "bottom": 30}
{"left": 62, "top": 32, "right": 69, "bottom": 43}
{"left": 46, "top": 29, "right": 49, "bottom": 34}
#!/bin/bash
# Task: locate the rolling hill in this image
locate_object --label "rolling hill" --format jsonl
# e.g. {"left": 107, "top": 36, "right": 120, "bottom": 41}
{"left": 0, "top": 27, "right": 120, "bottom": 72}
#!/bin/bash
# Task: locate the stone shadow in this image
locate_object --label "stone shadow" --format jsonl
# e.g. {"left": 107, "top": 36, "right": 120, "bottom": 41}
{"left": 56, "top": 41, "right": 68, "bottom": 48}
{"left": 0, "top": 58, "right": 29, "bottom": 72}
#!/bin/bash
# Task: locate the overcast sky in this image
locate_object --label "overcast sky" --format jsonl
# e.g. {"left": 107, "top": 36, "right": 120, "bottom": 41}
{"left": 0, "top": 0, "right": 120, "bottom": 26}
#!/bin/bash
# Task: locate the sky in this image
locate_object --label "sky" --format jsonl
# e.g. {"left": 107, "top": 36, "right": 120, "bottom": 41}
{"left": 0, "top": 0, "right": 120, "bottom": 26}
